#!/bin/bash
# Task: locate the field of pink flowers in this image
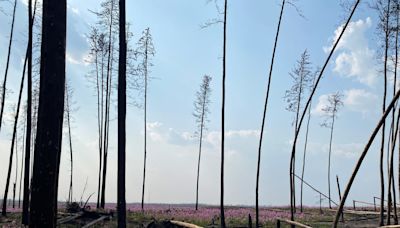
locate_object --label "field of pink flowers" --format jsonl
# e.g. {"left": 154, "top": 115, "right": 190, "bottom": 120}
{"left": 123, "top": 204, "right": 306, "bottom": 226}
{"left": 2, "top": 204, "right": 345, "bottom": 227}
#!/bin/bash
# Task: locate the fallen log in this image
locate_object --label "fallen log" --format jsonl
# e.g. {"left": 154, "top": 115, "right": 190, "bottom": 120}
{"left": 82, "top": 215, "right": 110, "bottom": 228}
{"left": 57, "top": 212, "right": 83, "bottom": 224}
{"left": 276, "top": 218, "right": 312, "bottom": 228}
{"left": 170, "top": 220, "right": 203, "bottom": 228}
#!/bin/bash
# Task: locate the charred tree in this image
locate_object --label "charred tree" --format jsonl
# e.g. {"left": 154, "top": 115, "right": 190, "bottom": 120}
{"left": 0, "top": 0, "right": 17, "bottom": 133}
{"left": 333, "top": 89, "right": 400, "bottom": 227}
{"left": 1, "top": 44, "right": 29, "bottom": 216}
{"left": 29, "top": 0, "right": 66, "bottom": 226}
{"left": 220, "top": 0, "right": 227, "bottom": 227}
{"left": 255, "top": 0, "right": 286, "bottom": 226}
{"left": 117, "top": 0, "right": 127, "bottom": 226}
{"left": 288, "top": 0, "right": 360, "bottom": 222}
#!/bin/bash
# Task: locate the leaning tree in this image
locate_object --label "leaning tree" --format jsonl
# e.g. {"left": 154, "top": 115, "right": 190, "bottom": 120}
{"left": 193, "top": 75, "right": 212, "bottom": 211}
{"left": 255, "top": 0, "right": 286, "bottom": 226}
{"left": 288, "top": 0, "right": 360, "bottom": 222}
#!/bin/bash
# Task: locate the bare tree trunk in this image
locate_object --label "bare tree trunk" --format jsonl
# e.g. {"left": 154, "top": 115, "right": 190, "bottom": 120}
{"left": 22, "top": 0, "right": 36, "bottom": 223}
{"left": 29, "top": 0, "right": 66, "bottom": 225}
{"left": 255, "top": 1, "right": 285, "bottom": 226}
{"left": 0, "top": 0, "right": 17, "bottom": 133}
{"left": 392, "top": 3, "right": 400, "bottom": 224}
{"left": 13, "top": 129, "right": 18, "bottom": 209}
{"left": 1, "top": 21, "right": 30, "bottom": 216}
{"left": 100, "top": 0, "right": 116, "bottom": 209}
{"left": 333, "top": 89, "right": 400, "bottom": 227}
{"left": 18, "top": 119, "right": 26, "bottom": 208}
{"left": 196, "top": 93, "right": 206, "bottom": 211}
{"left": 327, "top": 117, "right": 335, "bottom": 209}
{"left": 94, "top": 35, "right": 103, "bottom": 209}
{"left": 66, "top": 84, "right": 73, "bottom": 203}
{"left": 117, "top": 0, "right": 127, "bottom": 226}
{"left": 300, "top": 101, "right": 312, "bottom": 212}
{"left": 290, "top": 61, "right": 305, "bottom": 215}
{"left": 220, "top": 1, "right": 227, "bottom": 227}
{"left": 289, "top": 0, "right": 360, "bottom": 222}
{"left": 388, "top": 108, "right": 400, "bottom": 225}
{"left": 380, "top": 0, "right": 391, "bottom": 225}
{"left": 141, "top": 47, "right": 148, "bottom": 211}
{"left": 97, "top": 47, "right": 105, "bottom": 209}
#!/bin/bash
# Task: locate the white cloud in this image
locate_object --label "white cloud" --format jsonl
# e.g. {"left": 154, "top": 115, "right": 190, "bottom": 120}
{"left": 66, "top": 52, "right": 81, "bottom": 65}
{"left": 343, "top": 89, "right": 378, "bottom": 114}
{"left": 308, "top": 141, "right": 363, "bottom": 158}
{"left": 67, "top": 4, "right": 80, "bottom": 15}
{"left": 325, "top": 17, "right": 378, "bottom": 86}
{"left": 312, "top": 94, "right": 330, "bottom": 116}
{"left": 146, "top": 122, "right": 260, "bottom": 150}
{"left": 313, "top": 89, "right": 378, "bottom": 116}
{"left": 226, "top": 130, "right": 260, "bottom": 138}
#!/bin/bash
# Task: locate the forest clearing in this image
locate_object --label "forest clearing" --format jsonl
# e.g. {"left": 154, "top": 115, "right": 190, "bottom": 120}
{"left": 2, "top": 0, "right": 400, "bottom": 227}
{"left": 0, "top": 203, "right": 395, "bottom": 227}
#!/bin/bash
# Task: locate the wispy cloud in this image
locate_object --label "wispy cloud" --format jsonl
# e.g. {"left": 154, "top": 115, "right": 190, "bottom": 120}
{"left": 146, "top": 121, "right": 260, "bottom": 150}
{"left": 313, "top": 89, "right": 378, "bottom": 116}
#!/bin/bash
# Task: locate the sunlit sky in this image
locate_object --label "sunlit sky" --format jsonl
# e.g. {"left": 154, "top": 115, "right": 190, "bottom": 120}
{"left": 0, "top": 0, "right": 391, "bottom": 207}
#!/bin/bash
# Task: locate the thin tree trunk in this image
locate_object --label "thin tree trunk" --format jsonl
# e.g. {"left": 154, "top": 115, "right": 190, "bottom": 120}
{"left": 1, "top": 30, "right": 29, "bottom": 216}
{"left": 94, "top": 36, "right": 103, "bottom": 209}
{"left": 97, "top": 47, "right": 105, "bottom": 209}
{"left": 13, "top": 129, "right": 18, "bottom": 209}
{"left": 29, "top": 0, "right": 67, "bottom": 225}
{"left": 290, "top": 63, "right": 305, "bottom": 215}
{"left": 388, "top": 108, "right": 400, "bottom": 225}
{"left": 328, "top": 117, "right": 335, "bottom": 209}
{"left": 333, "top": 89, "right": 400, "bottom": 227}
{"left": 18, "top": 120, "right": 26, "bottom": 208}
{"left": 220, "top": 1, "right": 227, "bottom": 227}
{"left": 380, "top": 0, "right": 391, "bottom": 225}
{"left": 22, "top": 0, "right": 37, "bottom": 223}
{"left": 392, "top": 3, "right": 399, "bottom": 224}
{"left": 300, "top": 101, "right": 312, "bottom": 212}
{"left": 289, "top": 0, "right": 360, "bottom": 222}
{"left": 255, "top": 1, "right": 285, "bottom": 226}
{"left": 141, "top": 33, "right": 149, "bottom": 211}
{"left": 0, "top": 0, "right": 17, "bottom": 133}
{"left": 196, "top": 91, "right": 207, "bottom": 211}
{"left": 100, "top": 0, "right": 115, "bottom": 208}
{"left": 66, "top": 85, "right": 73, "bottom": 204}
{"left": 117, "top": 0, "right": 127, "bottom": 226}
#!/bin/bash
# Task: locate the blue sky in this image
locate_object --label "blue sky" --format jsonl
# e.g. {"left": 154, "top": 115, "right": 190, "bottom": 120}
{"left": 0, "top": 0, "right": 391, "bottom": 207}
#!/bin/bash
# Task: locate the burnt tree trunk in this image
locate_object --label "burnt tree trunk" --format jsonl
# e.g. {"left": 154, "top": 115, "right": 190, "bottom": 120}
{"left": 289, "top": 0, "right": 360, "bottom": 223}
{"left": 333, "top": 89, "right": 400, "bottom": 227}
{"left": 1, "top": 37, "right": 28, "bottom": 216}
{"left": 380, "top": 0, "right": 391, "bottom": 225}
{"left": 0, "top": 0, "right": 17, "bottom": 133}
{"left": 100, "top": 0, "right": 115, "bottom": 209}
{"left": 29, "top": 0, "right": 67, "bottom": 226}
{"left": 117, "top": 0, "right": 127, "bottom": 227}
{"left": 22, "top": 0, "right": 36, "bottom": 224}
{"left": 220, "top": 0, "right": 228, "bottom": 227}
{"left": 255, "top": 0, "right": 285, "bottom": 226}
